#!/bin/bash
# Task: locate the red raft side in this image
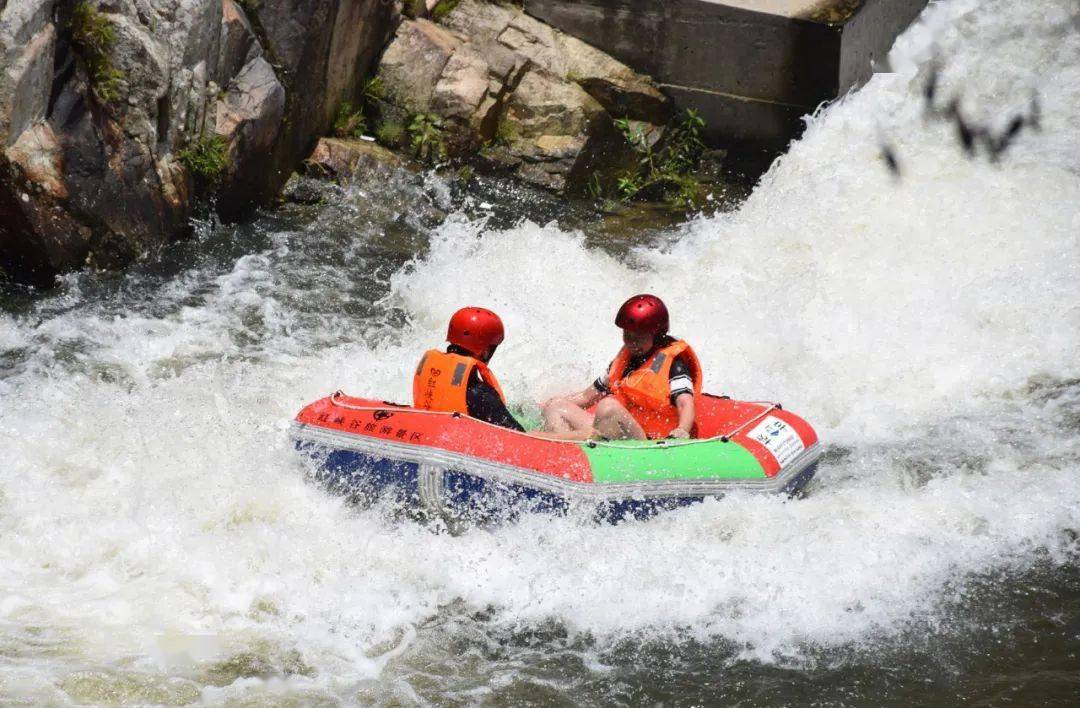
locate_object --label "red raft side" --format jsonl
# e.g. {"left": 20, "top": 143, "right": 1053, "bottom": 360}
{"left": 295, "top": 395, "right": 595, "bottom": 483}
{"left": 297, "top": 393, "right": 820, "bottom": 481}
{"left": 694, "top": 395, "right": 820, "bottom": 477}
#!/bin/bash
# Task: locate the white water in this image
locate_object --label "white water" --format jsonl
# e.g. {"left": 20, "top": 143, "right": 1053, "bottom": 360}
{"left": 2, "top": 0, "right": 1079, "bottom": 702}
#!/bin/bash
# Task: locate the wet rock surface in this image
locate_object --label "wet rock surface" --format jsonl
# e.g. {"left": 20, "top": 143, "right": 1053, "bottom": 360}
{"left": 0, "top": 0, "right": 673, "bottom": 286}
{"left": 0, "top": 0, "right": 395, "bottom": 286}
{"left": 374, "top": 0, "right": 668, "bottom": 193}
{"left": 304, "top": 137, "right": 409, "bottom": 182}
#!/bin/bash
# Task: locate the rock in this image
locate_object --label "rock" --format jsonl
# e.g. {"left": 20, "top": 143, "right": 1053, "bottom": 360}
{"left": 219, "top": 0, "right": 262, "bottom": 83}
{"left": 0, "top": 1, "right": 54, "bottom": 147}
{"left": 438, "top": 0, "right": 507, "bottom": 40}
{"left": 378, "top": 19, "right": 460, "bottom": 114}
{"left": 0, "top": 177, "right": 91, "bottom": 288}
{"left": 0, "top": 121, "right": 90, "bottom": 286}
{"left": 562, "top": 46, "right": 671, "bottom": 124}
{"left": 373, "top": 0, "right": 652, "bottom": 191}
{"left": 105, "top": 13, "right": 171, "bottom": 144}
{"left": 303, "top": 136, "right": 406, "bottom": 181}
{"left": 218, "top": 0, "right": 396, "bottom": 215}
{"left": 216, "top": 57, "right": 286, "bottom": 155}
{"left": 0, "top": 0, "right": 402, "bottom": 286}
{"left": 324, "top": 0, "right": 395, "bottom": 122}
{"left": 499, "top": 68, "right": 632, "bottom": 192}
{"left": 6, "top": 123, "right": 66, "bottom": 198}
{"left": 0, "top": 21, "right": 55, "bottom": 147}
{"left": 213, "top": 56, "right": 286, "bottom": 214}
{"left": 431, "top": 46, "right": 489, "bottom": 122}
{"left": 57, "top": 99, "right": 188, "bottom": 271}
{"left": 444, "top": 0, "right": 669, "bottom": 122}
{"left": 402, "top": 0, "right": 428, "bottom": 20}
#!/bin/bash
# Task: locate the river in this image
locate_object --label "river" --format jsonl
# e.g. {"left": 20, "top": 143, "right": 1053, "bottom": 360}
{"left": 2, "top": 0, "right": 1078, "bottom": 704}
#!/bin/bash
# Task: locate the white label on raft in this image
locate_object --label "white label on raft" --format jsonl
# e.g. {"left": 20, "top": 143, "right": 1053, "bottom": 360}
{"left": 747, "top": 415, "right": 805, "bottom": 467}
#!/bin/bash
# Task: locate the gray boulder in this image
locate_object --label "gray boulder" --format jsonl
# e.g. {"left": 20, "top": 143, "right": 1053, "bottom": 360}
{"left": 0, "top": 20, "right": 54, "bottom": 148}
{"left": 215, "top": 56, "right": 286, "bottom": 187}
{"left": 443, "top": 0, "right": 669, "bottom": 123}
{"left": 379, "top": 19, "right": 460, "bottom": 115}
{"left": 373, "top": 0, "right": 657, "bottom": 192}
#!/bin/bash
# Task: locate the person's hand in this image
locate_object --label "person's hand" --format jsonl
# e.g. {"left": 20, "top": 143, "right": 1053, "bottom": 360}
{"left": 667, "top": 427, "right": 690, "bottom": 439}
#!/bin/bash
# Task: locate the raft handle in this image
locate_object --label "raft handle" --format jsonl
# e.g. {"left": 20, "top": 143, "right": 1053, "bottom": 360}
{"left": 720, "top": 436, "right": 730, "bottom": 443}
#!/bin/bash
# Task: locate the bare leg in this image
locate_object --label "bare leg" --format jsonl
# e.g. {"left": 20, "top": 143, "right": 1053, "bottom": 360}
{"left": 541, "top": 397, "right": 594, "bottom": 434}
{"left": 592, "top": 396, "right": 647, "bottom": 440}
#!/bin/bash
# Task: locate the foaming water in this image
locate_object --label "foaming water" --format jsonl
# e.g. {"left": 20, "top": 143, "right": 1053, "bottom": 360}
{"left": 2, "top": 0, "right": 1079, "bottom": 702}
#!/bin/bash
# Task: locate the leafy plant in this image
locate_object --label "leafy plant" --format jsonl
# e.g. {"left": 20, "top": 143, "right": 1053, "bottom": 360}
{"left": 362, "top": 76, "right": 385, "bottom": 103}
{"left": 178, "top": 134, "right": 230, "bottom": 186}
{"left": 585, "top": 174, "right": 603, "bottom": 199}
{"left": 408, "top": 113, "right": 447, "bottom": 164}
{"left": 616, "top": 173, "right": 641, "bottom": 200}
{"left": 70, "top": 2, "right": 123, "bottom": 103}
{"left": 374, "top": 120, "right": 405, "bottom": 148}
{"left": 659, "top": 108, "right": 706, "bottom": 175}
{"left": 333, "top": 102, "right": 368, "bottom": 138}
{"left": 612, "top": 110, "right": 708, "bottom": 207}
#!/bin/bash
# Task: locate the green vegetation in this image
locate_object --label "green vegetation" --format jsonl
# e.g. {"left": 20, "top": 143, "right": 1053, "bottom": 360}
{"left": 586, "top": 174, "right": 603, "bottom": 200}
{"left": 458, "top": 165, "right": 475, "bottom": 183}
{"left": 374, "top": 120, "right": 406, "bottom": 148}
{"left": 493, "top": 116, "right": 518, "bottom": 147}
{"left": 430, "top": 0, "right": 462, "bottom": 22}
{"left": 70, "top": 2, "right": 123, "bottom": 103}
{"left": 362, "top": 76, "right": 385, "bottom": 104}
{"left": 408, "top": 113, "right": 447, "bottom": 164}
{"left": 327, "top": 77, "right": 386, "bottom": 142}
{"left": 178, "top": 134, "right": 230, "bottom": 186}
{"left": 612, "top": 109, "right": 707, "bottom": 207}
{"left": 333, "top": 101, "right": 368, "bottom": 138}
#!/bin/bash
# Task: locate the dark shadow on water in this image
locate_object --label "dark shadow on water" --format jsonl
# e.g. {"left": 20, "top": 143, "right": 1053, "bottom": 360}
{"left": 357, "top": 562, "right": 1080, "bottom": 706}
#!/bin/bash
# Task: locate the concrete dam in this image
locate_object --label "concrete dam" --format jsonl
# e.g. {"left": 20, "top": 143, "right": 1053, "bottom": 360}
{"left": 524, "top": 0, "right": 930, "bottom": 154}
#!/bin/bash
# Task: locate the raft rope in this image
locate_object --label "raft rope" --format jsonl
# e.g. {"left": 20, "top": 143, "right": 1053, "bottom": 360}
{"left": 326, "top": 390, "right": 780, "bottom": 450}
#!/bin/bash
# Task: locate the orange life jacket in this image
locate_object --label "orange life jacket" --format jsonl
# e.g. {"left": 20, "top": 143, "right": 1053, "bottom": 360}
{"left": 607, "top": 339, "right": 702, "bottom": 439}
{"left": 412, "top": 349, "right": 507, "bottom": 415}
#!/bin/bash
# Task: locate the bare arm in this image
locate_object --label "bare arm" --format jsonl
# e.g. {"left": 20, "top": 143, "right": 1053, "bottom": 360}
{"left": 668, "top": 393, "right": 695, "bottom": 438}
{"left": 567, "top": 385, "right": 605, "bottom": 409}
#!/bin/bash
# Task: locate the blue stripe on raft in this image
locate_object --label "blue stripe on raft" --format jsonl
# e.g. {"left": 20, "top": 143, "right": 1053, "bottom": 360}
{"left": 781, "top": 461, "right": 818, "bottom": 497}
{"left": 295, "top": 441, "right": 816, "bottom": 524}
{"left": 297, "top": 442, "right": 421, "bottom": 506}
{"left": 442, "top": 470, "right": 570, "bottom": 522}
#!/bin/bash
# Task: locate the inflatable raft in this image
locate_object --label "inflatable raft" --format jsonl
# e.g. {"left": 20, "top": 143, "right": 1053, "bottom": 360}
{"left": 292, "top": 391, "right": 822, "bottom": 524}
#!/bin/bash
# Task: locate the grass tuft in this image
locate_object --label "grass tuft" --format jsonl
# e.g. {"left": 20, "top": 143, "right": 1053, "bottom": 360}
{"left": 70, "top": 2, "right": 123, "bottom": 103}
{"left": 178, "top": 134, "right": 230, "bottom": 186}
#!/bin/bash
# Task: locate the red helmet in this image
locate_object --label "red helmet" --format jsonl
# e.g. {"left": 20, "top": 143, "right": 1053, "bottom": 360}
{"left": 615, "top": 294, "right": 669, "bottom": 335}
{"left": 447, "top": 307, "right": 505, "bottom": 356}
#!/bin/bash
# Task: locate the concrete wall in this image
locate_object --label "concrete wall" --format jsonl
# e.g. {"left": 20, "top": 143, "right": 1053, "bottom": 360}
{"left": 524, "top": 0, "right": 928, "bottom": 153}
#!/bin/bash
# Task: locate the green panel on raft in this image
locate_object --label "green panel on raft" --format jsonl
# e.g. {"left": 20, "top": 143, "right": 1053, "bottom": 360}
{"left": 581, "top": 439, "right": 767, "bottom": 483}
